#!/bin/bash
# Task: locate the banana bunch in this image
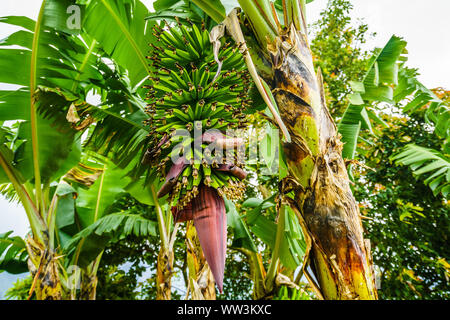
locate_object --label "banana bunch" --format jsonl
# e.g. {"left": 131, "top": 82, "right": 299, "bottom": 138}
{"left": 143, "top": 19, "right": 251, "bottom": 210}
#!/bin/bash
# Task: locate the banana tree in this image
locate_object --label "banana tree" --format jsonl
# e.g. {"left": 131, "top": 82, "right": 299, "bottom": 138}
{"left": 390, "top": 70, "right": 449, "bottom": 198}
{"left": 34, "top": 0, "right": 184, "bottom": 300}
{"left": 0, "top": 85, "right": 140, "bottom": 300}
{"left": 341, "top": 36, "right": 449, "bottom": 198}
{"left": 0, "top": 0, "right": 161, "bottom": 299}
{"left": 0, "top": 2, "right": 87, "bottom": 297}
{"left": 1, "top": 0, "right": 383, "bottom": 299}
{"left": 187, "top": 0, "right": 378, "bottom": 299}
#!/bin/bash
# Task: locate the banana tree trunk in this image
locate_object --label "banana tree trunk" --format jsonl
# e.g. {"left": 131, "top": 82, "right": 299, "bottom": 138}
{"left": 79, "top": 273, "right": 98, "bottom": 300}
{"left": 78, "top": 253, "right": 103, "bottom": 300}
{"left": 268, "top": 24, "right": 377, "bottom": 300}
{"left": 185, "top": 221, "right": 216, "bottom": 300}
{"left": 238, "top": 248, "right": 268, "bottom": 300}
{"left": 156, "top": 246, "right": 174, "bottom": 300}
{"left": 26, "top": 235, "right": 63, "bottom": 300}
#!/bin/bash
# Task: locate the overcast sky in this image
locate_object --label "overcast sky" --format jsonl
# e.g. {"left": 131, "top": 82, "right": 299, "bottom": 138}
{"left": 0, "top": 0, "right": 449, "bottom": 237}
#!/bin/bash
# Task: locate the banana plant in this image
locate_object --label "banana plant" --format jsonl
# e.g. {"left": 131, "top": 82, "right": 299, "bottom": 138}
{"left": 391, "top": 144, "right": 449, "bottom": 197}
{"left": 188, "top": 0, "right": 378, "bottom": 299}
{"left": 342, "top": 37, "right": 450, "bottom": 197}
{"left": 47, "top": 0, "right": 181, "bottom": 300}
{"left": 0, "top": 0, "right": 160, "bottom": 299}
{"left": 0, "top": 1, "right": 88, "bottom": 298}
{"left": 338, "top": 36, "right": 407, "bottom": 165}
{"left": 390, "top": 69, "right": 449, "bottom": 198}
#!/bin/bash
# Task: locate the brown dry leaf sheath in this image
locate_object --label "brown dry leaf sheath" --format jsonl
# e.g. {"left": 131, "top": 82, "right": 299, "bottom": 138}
{"left": 267, "top": 24, "right": 377, "bottom": 299}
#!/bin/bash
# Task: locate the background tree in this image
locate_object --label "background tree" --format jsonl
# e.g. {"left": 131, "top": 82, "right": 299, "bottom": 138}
{"left": 354, "top": 108, "right": 450, "bottom": 299}
{"left": 310, "top": 0, "right": 373, "bottom": 117}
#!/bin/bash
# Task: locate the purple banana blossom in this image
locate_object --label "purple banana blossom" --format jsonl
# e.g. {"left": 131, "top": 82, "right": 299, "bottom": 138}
{"left": 172, "top": 184, "right": 227, "bottom": 293}
{"left": 192, "top": 185, "right": 227, "bottom": 293}
{"left": 156, "top": 133, "right": 248, "bottom": 293}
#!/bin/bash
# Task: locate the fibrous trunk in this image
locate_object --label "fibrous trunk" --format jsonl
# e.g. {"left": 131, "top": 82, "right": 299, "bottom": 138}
{"left": 78, "top": 257, "right": 102, "bottom": 300}
{"left": 156, "top": 246, "right": 174, "bottom": 300}
{"left": 26, "top": 235, "right": 63, "bottom": 300}
{"left": 268, "top": 24, "right": 377, "bottom": 300}
{"left": 186, "top": 221, "right": 217, "bottom": 300}
{"left": 79, "top": 273, "right": 98, "bottom": 300}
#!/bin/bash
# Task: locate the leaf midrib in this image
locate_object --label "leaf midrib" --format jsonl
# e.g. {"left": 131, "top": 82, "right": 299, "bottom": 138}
{"left": 99, "top": 0, "right": 150, "bottom": 76}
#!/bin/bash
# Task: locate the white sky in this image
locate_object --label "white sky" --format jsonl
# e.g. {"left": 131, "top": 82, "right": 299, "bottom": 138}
{"left": 0, "top": 0, "right": 449, "bottom": 237}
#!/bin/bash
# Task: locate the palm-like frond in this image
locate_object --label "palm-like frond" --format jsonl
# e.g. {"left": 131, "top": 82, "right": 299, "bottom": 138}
{"left": 82, "top": 0, "right": 156, "bottom": 87}
{"left": 389, "top": 65, "right": 449, "bottom": 197}
{"left": 391, "top": 144, "right": 450, "bottom": 197}
{"left": 0, "top": 12, "right": 99, "bottom": 186}
{"left": 35, "top": 76, "right": 150, "bottom": 180}
{"left": 341, "top": 33, "right": 449, "bottom": 196}
{"left": 64, "top": 212, "right": 158, "bottom": 267}
{"left": 338, "top": 35, "right": 407, "bottom": 160}
{"left": 394, "top": 67, "right": 450, "bottom": 152}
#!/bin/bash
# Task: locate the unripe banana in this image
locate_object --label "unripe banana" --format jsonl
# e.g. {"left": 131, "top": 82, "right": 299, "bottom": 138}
{"left": 143, "top": 21, "right": 250, "bottom": 209}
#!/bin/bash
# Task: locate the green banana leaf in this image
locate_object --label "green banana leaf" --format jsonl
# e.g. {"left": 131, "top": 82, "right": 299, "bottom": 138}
{"left": 243, "top": 195, "right": 305, "bottom": 270}
{"left": 0, "top": 8, "right": 106, "bottom": 187}
{"left": 225, "top": 198, "right": 257, "bottom": 252}
{"left": 82, "top": 0, "right": 156, "bottom": 87}
{"left": 75, "top": 160, "right": 132, "bottom": 229}
{"left": 64, "top": 211, "right": 158, "bottom": 268}
{"left": 0, "top": 231, "right": 28, "bottom": 274}
{"left": 391, "top": 144, "right": 450, "bottom": 198}
{"left": 339, "top": 35, "right": 407, "bottom": 161}
{"left": 394, "top": 67, "right": 449, "bottom": 152}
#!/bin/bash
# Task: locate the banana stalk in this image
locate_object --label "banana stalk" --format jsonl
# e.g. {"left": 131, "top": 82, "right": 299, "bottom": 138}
{"left": 250, "top": 3, "right": 376, "bottom": 299}
{"left": 186, "top": 221, "right": 216, "bottom": 300}
{"left": 268, "top": 18, "right": 377, "bottom": 302}
{"left": 78, "top": 273, "right": 98, "bottom": 300}
{"left": 78, "top": 253, "right": 103, "bottom": 300}
{"left": 143, "top": 20, "right": 250, "bottom": 294}
{"left": 237, "top": 248, "right": 268, "bottom": 300}
{"left": 152, "top": 184, "right": 176, "bottom": 300}
{"left": 156, "top": 246, "right": 174, "bottom": 300}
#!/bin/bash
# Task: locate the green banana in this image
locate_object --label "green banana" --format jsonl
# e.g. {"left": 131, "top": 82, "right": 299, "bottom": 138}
{"left": 144, "top": 21, "right": 250, "bottom": 209}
